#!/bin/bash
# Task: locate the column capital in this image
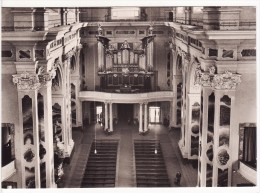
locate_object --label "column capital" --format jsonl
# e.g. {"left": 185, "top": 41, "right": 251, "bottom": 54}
{"left": 76, "top": 44, "right": 83, "bottom": 52}
{"left": 38, "top": 66, "right": 56, "bottom": 87}
{"left": 182, "top": 51, "right": 191, "bottom": 63}
{"left": 12, "top": 72, "right": 41, "bottom": 91}
{"left": 62, "top": 49, "right": 76, "bottom": 62}
{"left": 213, "top": 71, "right": 242, "bottom": 90}
{"left": 195, "top": 66, "right": 242, "bottom": 90}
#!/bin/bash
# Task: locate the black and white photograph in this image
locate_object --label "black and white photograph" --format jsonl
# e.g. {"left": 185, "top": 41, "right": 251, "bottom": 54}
{"left": 1, "top": 1, "right": 259, "bottom": 193}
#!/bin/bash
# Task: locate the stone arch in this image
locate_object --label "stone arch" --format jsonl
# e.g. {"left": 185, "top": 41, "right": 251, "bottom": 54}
{"left": 79, "top": 49, "right": 85, "bottom": 78}
{"left": 52, "top": 65, "right": 63, "bottom": 92}
{"left": 70, "top": 55, "right": 76, "bottom": 73}
{"left": 71, "top": 83, "right": 76, "bottom": 126}
{"left": 175, "top": 54, "right": 182, "bottom": 76}
{"left": 186, "top": 56, "right": 201, "bottom": 94}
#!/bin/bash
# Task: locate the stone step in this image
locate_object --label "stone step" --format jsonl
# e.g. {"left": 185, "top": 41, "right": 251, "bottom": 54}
{"left": 81, "top": 183, "right": 114, "bottom": 187}
{"left": 83, "top": 175, "right": 116, "bottom": 179}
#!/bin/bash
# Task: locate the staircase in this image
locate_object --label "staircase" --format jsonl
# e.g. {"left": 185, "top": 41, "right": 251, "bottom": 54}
{"left": 134, "top": 140, "right": 171, "bottom": 187}
{"left": 81, "top": 140, "right": 118, "bottom": 187}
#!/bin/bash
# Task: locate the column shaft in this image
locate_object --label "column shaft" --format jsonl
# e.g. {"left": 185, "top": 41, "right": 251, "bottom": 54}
{"left": 31, "top": 91, "right": 41, "bottom": 188}
{"left": 105, "top": 103, "right": 108, "bottom": 130}
{"left": 144, "top": 103, "right": 148, "bottom": 132}
{"left": 139, "top": 103, "right": 143, "bottom": 132}
{"left": 40, "top": 83, "right": 55, "bottom": 187}
{"left": 109, "top": 103, "right": 113, "bottom": 132}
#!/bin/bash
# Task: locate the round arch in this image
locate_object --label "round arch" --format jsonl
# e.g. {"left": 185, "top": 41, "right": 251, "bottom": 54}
{"left": 70, "top": 55, "right": 76, "bottom": 73}
{"left": 186, "top": 56, "right": 201, "bottom": 94}
{"left": 52, "top": 65, "right": 63, "bottom": 92}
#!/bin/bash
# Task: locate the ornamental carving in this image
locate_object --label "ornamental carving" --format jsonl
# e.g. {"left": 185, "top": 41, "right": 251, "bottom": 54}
{"left": 98, "top": 23, "right": 103, "bottom": 35}
{"left": 12, "top": 72, "right": 41, "bottom": 90}
{"left": 24, "top": 148, "right": 35, "bottom": 162}
{"left": 195, "top": 66, "right": 241, "bottom": 90}
{"left": 37, "top": 66, "right": 56, "bottom": 86}
{"left": 212, "top": 71, "right": 242, "bottom": 90}
{"left": 148, "top": 23, "right": 154, "bottom": 35}
{"left": 182, "top": 51, "right": 191, "bottom": 62}
{"left": 62, "top": 49, "right": 76, "bottom": 61}
{"left": 194, "top": 67, "right": 213, "bottom": 87}
{"left": 217, "top": 149, "right": 230, "bottom": 166}
{"left": 76, "top": 44, "right": 83, "bottom": 51}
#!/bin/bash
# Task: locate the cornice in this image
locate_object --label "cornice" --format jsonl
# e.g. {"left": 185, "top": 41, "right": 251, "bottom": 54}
{"left": 2, "top": 31, "right": 47, "bottom": 42}
{"left": 87, "top": 21, "right": 166, "bottom": 27}
{"left": 205, "top": 31, "right": 256, "bottom": 40}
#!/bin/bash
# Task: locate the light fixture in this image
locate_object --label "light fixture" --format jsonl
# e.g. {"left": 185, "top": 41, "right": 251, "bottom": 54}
{"left": 154, "top": 149, "right": 157, "bottom": 154}
{"left": 94, "top": 149, "right": 97, "bottom": 154}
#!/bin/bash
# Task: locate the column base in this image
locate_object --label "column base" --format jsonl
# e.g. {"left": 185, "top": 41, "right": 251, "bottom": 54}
{"left": 178, "top": 140, "right": 188, "bottom": 159}
{"left": 75, "top": 121, "right": 82, "bottom": 127}
{"left": 139, "top": 129, "right": 150, "bottom": 136}
{"left": 105, "top": 130, "right": 113, "bottom": 135}
{"left": 64, "top": 140, "right": 75, "bottom": 164}
{"left": 168, "top": 125, "right": 181, "bottom": 132}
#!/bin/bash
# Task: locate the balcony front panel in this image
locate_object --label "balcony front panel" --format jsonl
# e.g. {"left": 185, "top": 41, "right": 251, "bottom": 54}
{"left": 79, "top": 91, "right": 173, "bottom": 103}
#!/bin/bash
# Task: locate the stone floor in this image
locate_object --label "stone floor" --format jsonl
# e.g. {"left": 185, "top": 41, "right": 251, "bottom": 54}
{"left": 60, "top": 121, "right": 252, "bottom": 189}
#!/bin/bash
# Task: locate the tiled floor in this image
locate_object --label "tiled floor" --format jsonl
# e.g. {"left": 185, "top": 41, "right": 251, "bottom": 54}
{"left": 61, "top": 122, "right": 199, "bottom": 188}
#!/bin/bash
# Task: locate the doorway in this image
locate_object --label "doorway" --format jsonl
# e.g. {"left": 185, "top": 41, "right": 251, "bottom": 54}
{"left": 117, "top": 104, "right": 133, "bottom": 123}
{"left": 149, "top": 106, "right": 161, "bottom": 123}
{"left": 96, "top": 106, "right": 103, "bottom": 123}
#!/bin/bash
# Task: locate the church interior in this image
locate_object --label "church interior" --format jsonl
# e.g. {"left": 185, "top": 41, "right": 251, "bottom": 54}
{"left": 1, "top": 6, "right": 257, "bottom": 189}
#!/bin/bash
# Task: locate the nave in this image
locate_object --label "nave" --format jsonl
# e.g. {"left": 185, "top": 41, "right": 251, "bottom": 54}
{"left": 60, "top": 121, "right": 198, "bottom": 188}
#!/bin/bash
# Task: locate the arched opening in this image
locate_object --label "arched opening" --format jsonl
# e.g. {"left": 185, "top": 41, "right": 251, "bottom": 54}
{"left": 52, "top": 67, "right": 62, "bottom": 92}
{"left": 71, "top": 84, "right": 76, "bottom": 127}
{"left": 70, "top": 55, "right": 76, "bottom": 73}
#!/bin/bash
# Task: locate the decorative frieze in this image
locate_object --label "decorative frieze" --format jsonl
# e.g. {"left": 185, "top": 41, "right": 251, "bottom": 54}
{"left": 195, "top": 66, "right": 242, "bottom": 90}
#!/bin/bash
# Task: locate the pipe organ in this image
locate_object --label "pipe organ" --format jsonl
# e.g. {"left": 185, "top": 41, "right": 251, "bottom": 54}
{"left": 96, "top": 24, "right": 156, "bottom": 93}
